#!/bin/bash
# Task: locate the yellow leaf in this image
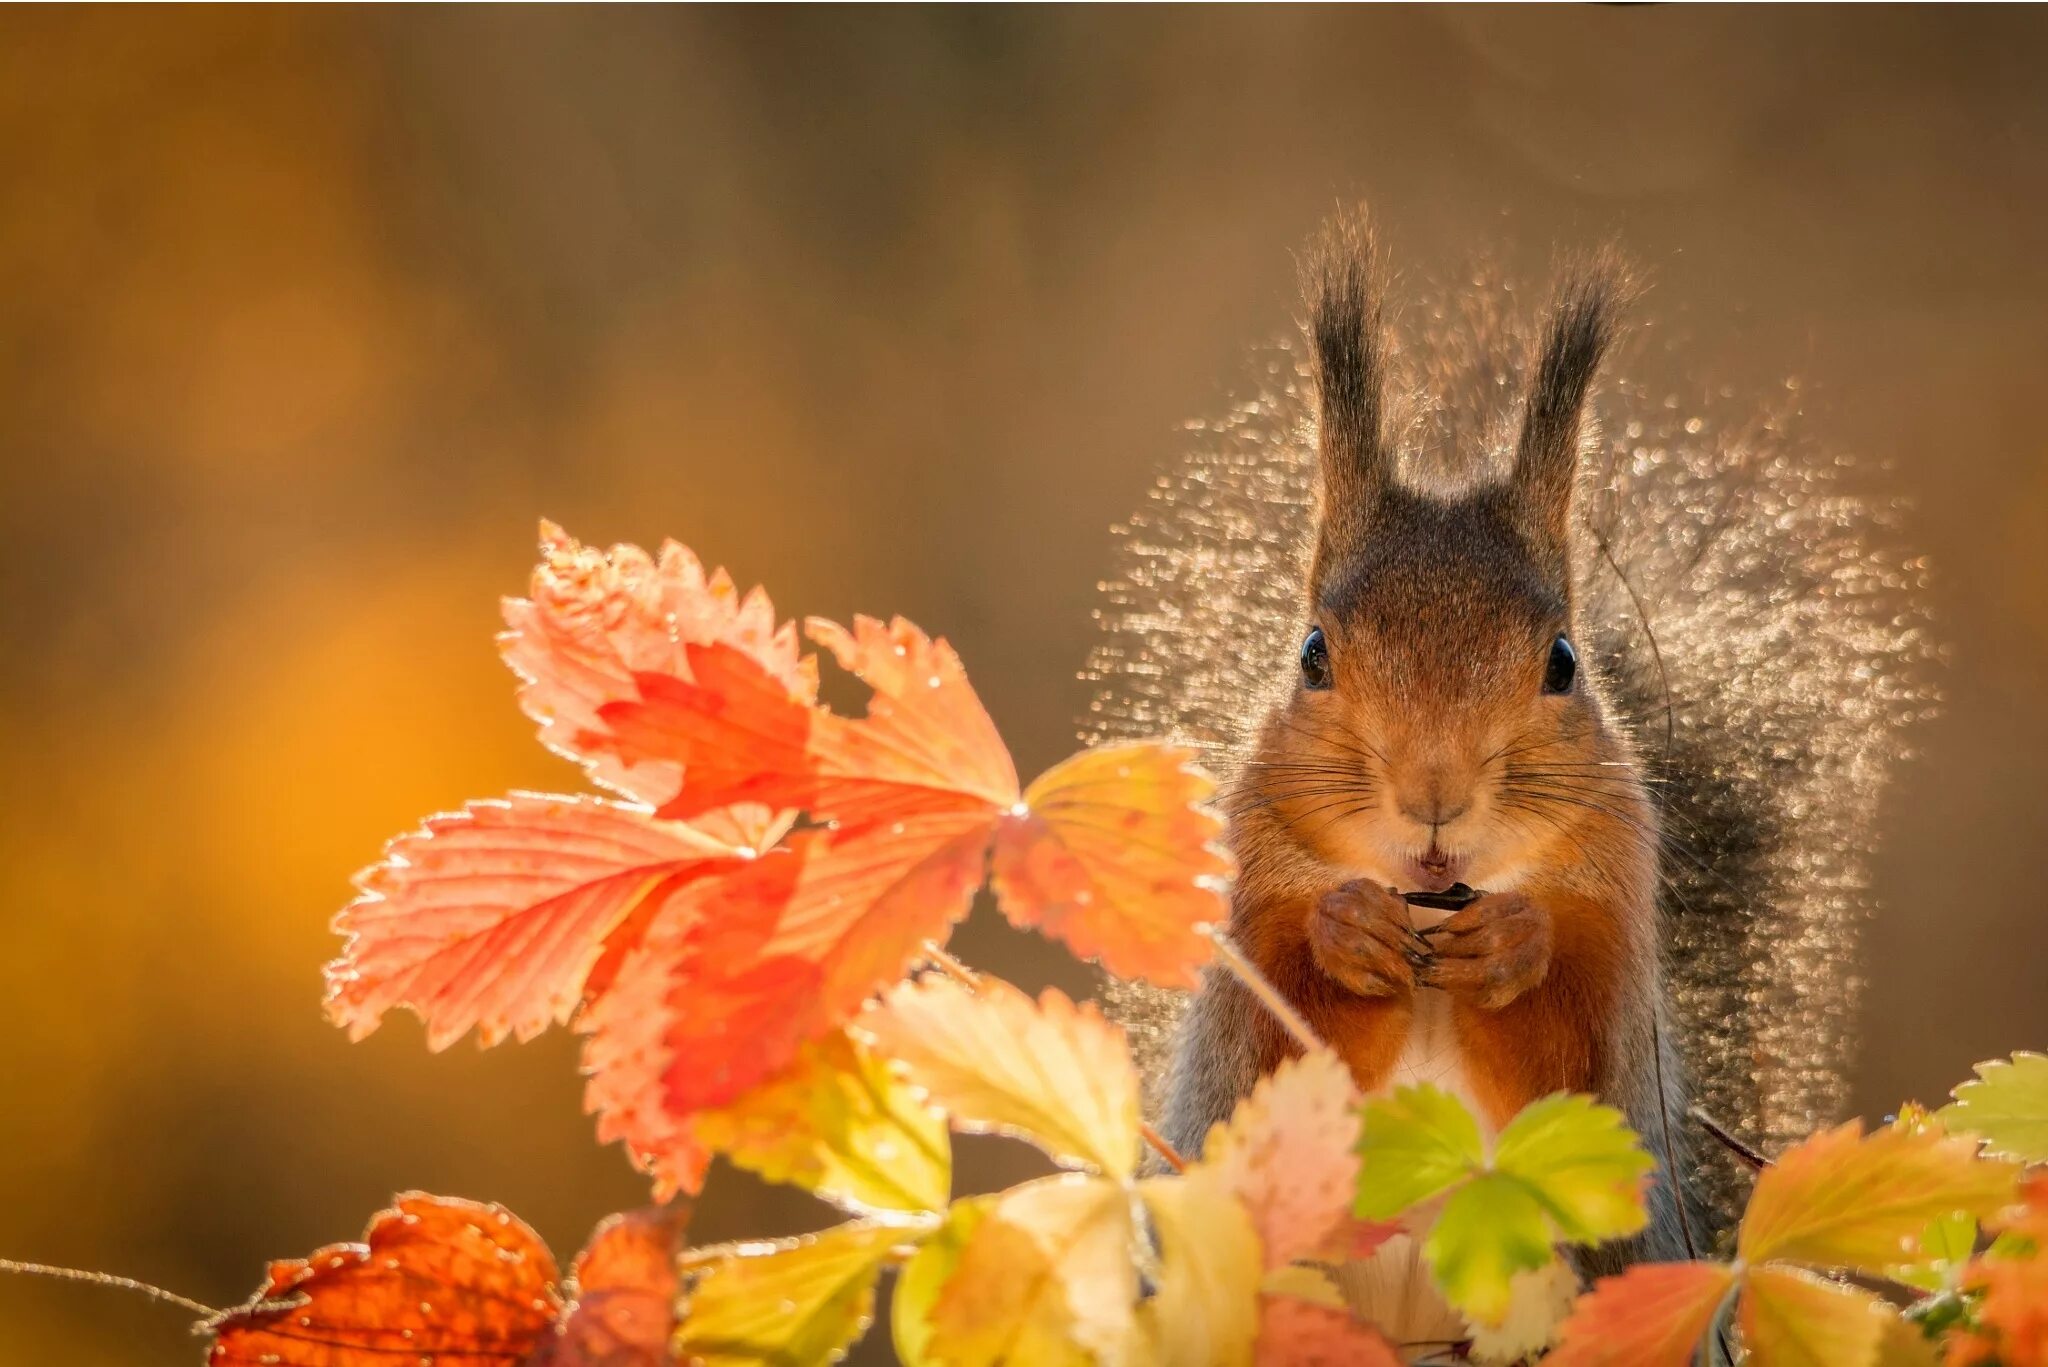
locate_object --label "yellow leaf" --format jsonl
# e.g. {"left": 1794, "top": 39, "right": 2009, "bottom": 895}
{"left": 1139, "top": 1166, "right": 1262, "bottom": 1367}
{"left": 893, "top": 1197, "right": 993, "bottom": 1367}
{"left": 926, "top": 1174, "right": 1137, "bottom": 1367}
{"left": 1203, "top": 1049, "right": 1362, "bottom": 1270}
{"left": 1940, "top": 1051, "right": 2048, "bottom": 1164}
{"left": 694, "top": 1030, "right": 951, "bottom": 1215}
{"left": 1491, "top": 1092, "right": 1652, "bottom": 1245}
{"left": 1424, "top": 1173, "right": 1555, "bottom": 1326}
{"left": 1738, "top": 1120, "right": 2019, "bottom": 1272}
{"left": 860, "top": 976, "right": 1140, "bottom": 1178}
{"left": 677, "top": 1219, "right": 920, "bottom": 1366}
{"left": 1465, "top": 1259, "right": 1581, "bottom": 1365}
{"left": 1739, "top": 1265, "right": 1891, "bottom": 1367}
{"left": 1354, "top": 1083, "right": 1487, "bottom": 1220}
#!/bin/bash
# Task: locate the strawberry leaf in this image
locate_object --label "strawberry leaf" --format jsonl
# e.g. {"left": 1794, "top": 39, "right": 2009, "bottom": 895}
{"left": 534, "top": 1206, "right": 688, "bottom": 1367}
{"left": 692, "top": 1030, "right": 951, "bottom": 1216}
{"left": 326, "top": 794, "right": 735, "bottom": 1051}
{"left": 1940, "top": 1051, "right": 2048, "bottom": 1164}
{"left": 1738, "top": 1119, "right": 2019, "bottom": 1272}
{"left": 990, "top": 742, "right": 1228, "bottom": 988}
{"left": 1545, "top": 1261, "right": 1737, "bottom": 1367}
{"left": 205, "top": 1193, "right": 561, "bottom": 1367}
{"left": 1139, "top": 1166, "right": 1262, "bottom": 1367}
{"left": 1491, "top": 1092, "right": 1653, "bottom": 1245}
{"left": 1203, "top": 1049, "right": 1375, "bottom": 1270}
{"left": 1423, "top": 1173, "right": 1555, "bottom": 1326}
{"left": 676, "top": 1220, "right": 918, "bottom": 1367}
{"left": 1354, "top": 1083, "right": 1486, "bottom": 1220}
{"left": 860, "top": 976, "right": 1140, "bottom": 1179}
{"left": 893, "top": 1197, "right": 994, "bottom": 1367}
{"left": 1739, "top": 1265, "right": 1892, "bottom": 1367}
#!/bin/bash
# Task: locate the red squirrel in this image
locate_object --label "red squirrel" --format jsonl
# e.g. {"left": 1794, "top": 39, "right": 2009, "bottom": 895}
{"left": 1160, "top": 211, "right": 1700, "bottom": 1271}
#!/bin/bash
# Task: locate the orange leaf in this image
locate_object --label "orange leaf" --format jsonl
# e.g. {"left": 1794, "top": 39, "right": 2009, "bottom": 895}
{"left": 990, "top": 742, "right": 1228, "bottom": 988}
{"left": 205, "top": 1193, "right": 561, "bottom": 1367}
{"left": 531, "top": 1207, "right": 688, "bottom": 1367}
{"left": 500, "top": 523, "right": 813, "bottom": 847}
{"left": 579, "top": 819, "right": 988, "bottom": 1193}
{"left": 1740, "top": 1264, "right": 1891, "bottom": 1367}
{"left": 326, "top": 795, "right": 736, "bottom": 1050}
{"left": 1256, "top": 1295, "right": 1404, "bottom": 1367}
{"left": 1952, "top": 1172, "right": 2048, "bottom": 1367}
{"left": 1545, "top": 1261, "right": 1736, "bottom": 1367}
{"left": 1739, "top": 1119, "right": 2020, "bottom": 1272}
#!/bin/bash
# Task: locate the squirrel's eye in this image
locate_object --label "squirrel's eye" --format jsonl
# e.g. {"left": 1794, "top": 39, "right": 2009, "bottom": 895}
{"left": 1300, "top": 626, "right": 1332, "bottom": 691}
{"left": 1543, "top": 635, "right": 1578, "bottom": 695}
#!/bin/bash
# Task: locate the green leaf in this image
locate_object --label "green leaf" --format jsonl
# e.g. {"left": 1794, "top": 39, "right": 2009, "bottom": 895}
{"left": 893, "top": 1198, "right": 992, "bottom": 1366}
{"left": 1886, "top": 1212, "right": 1976, "bottom": 1293}
{"left": 1940, "top": 1052, "right": 2048, "bottom": 1164}
{"left": 1423, "top": 1173, "right": 1555, "bottom": 1326}
{"left": 1354, "top": 1084, "right": 1486, "bottom": 1220}
{"left": 1492, "top": 1092, "right": 1653, "bottom": 1245}
{"left": 694, "top": 1030, "right": 952, "bottom": 1215}
{"left": 677, "top": 1219, "right": 920, "bottom": 1365}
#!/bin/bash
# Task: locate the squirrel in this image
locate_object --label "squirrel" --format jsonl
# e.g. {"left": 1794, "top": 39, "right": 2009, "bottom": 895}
{"left": 1081, "top": 204, "right": 1938, "bottom": 1332}
{"left": 1157, "top": 210, "right": 1703, "bottom": 1276}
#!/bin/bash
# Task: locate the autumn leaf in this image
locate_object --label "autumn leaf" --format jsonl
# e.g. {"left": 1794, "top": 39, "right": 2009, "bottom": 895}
{"left": 676, "top": 1220, "right": 919, "bottom": 1367}
{"left": 1425, "top": 1173, "right": 1556, "bottom": 1326}
{"left": 1544, "top": 1261, "right": 1736, "bottom": 1367}
{"left": 1741, "top": 1264, "right": 1893, "bottom": 1367}
{"left": 1738, "top": 1119, "right": 2020, "bottom": 1272}
{"left": 1466, "top": 1260, "right": 1582, "bottom": 1365}
{"left": 893, "top": 1197, "right": 995, "bottom": 1367}
{"left": 597, "top": 605, "right": 1226, "bottom": 986}
{"left": 1950, "top": 1172, "right": 2048, "bottom": 1367}
{"left": 1203, "top": 1049, "right": 1382, "bottom": 1270}
{"left": 1139, "top": 1165, "right": 1262, "bottom": 1367}
{"left": 1940, "top": 1051, "right": 2048, "bottom": 1165}
{"left": 500, "top": 523, "right": 813, "bottom": 849}
{"left": 691, "top": 1030, "right": 951, "bottom": 1216}
{"left": 534, "top": 1206, "right": 689, "bottom": 1367}
{"left": 326, "top": 794, "right": 736, "bottom": 1051}
{"left": 1255, "top": 1293, "right": 1404, "bottom": 1367}
{"left": 926, "top": 1174, "right": 1138, "bottom": 1367}
{"left": 859, "top": 976, "right": 1141, "bottom": 1179}
{"left": 205, "top": 1193, "right": 562, "bottom": 1367}
{"left": 989, "top": 743, "right": 1230, "bottom": 989}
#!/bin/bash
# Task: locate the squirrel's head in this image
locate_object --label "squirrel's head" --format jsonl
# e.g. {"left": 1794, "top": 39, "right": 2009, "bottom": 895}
{"left": 1255, "top": 211, "right": 1637, "bottom": 895}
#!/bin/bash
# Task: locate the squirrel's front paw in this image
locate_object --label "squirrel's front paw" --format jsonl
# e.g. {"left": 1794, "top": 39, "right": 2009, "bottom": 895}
{"left": 1309, "top": 879, "right": 1431, "bottom": 999}
{"left": 1419, "top": 891, "right": 1553, "bottom": 1010}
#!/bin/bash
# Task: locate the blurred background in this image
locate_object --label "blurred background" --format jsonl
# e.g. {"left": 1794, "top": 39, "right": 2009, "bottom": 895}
{"left": 3, "top": 7, "right": 2045, "bottom": 1362}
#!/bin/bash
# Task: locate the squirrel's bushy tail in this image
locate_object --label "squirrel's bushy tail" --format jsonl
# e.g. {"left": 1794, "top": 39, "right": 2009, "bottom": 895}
{"left": 1082, "top": 263, "right": 1937, "bottom": 1235}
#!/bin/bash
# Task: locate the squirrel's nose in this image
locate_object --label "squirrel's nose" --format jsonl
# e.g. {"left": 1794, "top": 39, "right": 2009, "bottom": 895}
{"left": 1397, "top": 791, "right": 1470, "bottom": 830}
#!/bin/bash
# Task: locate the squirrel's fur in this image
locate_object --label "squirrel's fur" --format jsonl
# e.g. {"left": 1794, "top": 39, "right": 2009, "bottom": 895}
{"left": 1085, "top": 208, "right": 1937, "bottom": 1307}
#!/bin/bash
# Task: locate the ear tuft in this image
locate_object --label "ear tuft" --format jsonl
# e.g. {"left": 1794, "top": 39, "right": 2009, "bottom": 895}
{"left": 1511, "top": 252, "right": 1631, "bottom": 561}
{"left": 1300, "top": 206, "right": 1389, "bottom": 586}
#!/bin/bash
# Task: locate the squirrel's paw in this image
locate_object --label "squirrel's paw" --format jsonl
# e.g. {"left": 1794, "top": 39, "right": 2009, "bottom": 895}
{"left": 1419, "top": 892, "right": 1554, "bottom": 1010}
{"left": 1309, "top": 879, "right": 1431, "bottom": 999}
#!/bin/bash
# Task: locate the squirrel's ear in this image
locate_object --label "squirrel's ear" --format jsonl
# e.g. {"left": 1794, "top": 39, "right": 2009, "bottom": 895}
{"left": 1509, "top": 259, "right": 1624, "bottom": 569}
{"left": 1302, "top": 208, "right": 1389, "bottom": 584}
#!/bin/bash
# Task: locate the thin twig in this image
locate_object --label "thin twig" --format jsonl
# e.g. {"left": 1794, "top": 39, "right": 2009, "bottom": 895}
{"left": 1204, "top": 926, "right": 1325, "bottom": 1054}
{"left": 1689, "top": 1106, "right": 1770, "bottom": 1171}
{"left": 920, "top": 941, "right": 981, "bottom": 990}
{"left": 1140, "top": 1122, "right": 1187, "bottom": 1174}
{"left": 0, "top": 1259, "right": 218, "bottom": 1321}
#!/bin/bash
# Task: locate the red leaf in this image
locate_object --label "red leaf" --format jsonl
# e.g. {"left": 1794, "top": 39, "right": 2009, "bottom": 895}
{"left": 990, "top": 742, "right": 1228, "bottom": 988}
{"left": 500, "top": 523, "right": 813, "bottom": 848}
{"left": 326, "top": 795, "right": 736, "bottom": 1050}
{"left": 579, "top": 817, "right": 988, "bottom": 1192}
{"left": 1545, "top": 1261, "right": 1737, "bottom": 1367}
{"left": 1257, "top": 1294, "right": 1404, "bottom": 1367}
{"left": 206, "top": 1193, "right": 561, "bottom": 1367}
{"left": 530, "top": 1207, "right": 689, "bottom": 1367}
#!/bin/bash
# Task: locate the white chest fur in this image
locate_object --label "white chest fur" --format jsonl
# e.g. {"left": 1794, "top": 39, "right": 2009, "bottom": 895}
{"left": 1381, "top": 900, "right": 1494, "bottom": 1134}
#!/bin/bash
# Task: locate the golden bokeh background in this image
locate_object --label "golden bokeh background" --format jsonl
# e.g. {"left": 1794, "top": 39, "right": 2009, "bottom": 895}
{"left": 2, "top": 8, "right": 2045, "bottom": 1363}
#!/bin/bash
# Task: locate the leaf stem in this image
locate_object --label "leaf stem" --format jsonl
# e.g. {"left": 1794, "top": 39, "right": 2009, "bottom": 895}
{"left": 1139, "top": 1122, "right": 1187, "bottom": 1174}
{"left": 0, "top": 1259, "right": 218, "bottom": 1321}
{"left": 1204, "top": 926, "right": 1325, "bottom": 1055}
{"left": 1689, "top": 1106, "right": 1770, "bottom": 1171}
